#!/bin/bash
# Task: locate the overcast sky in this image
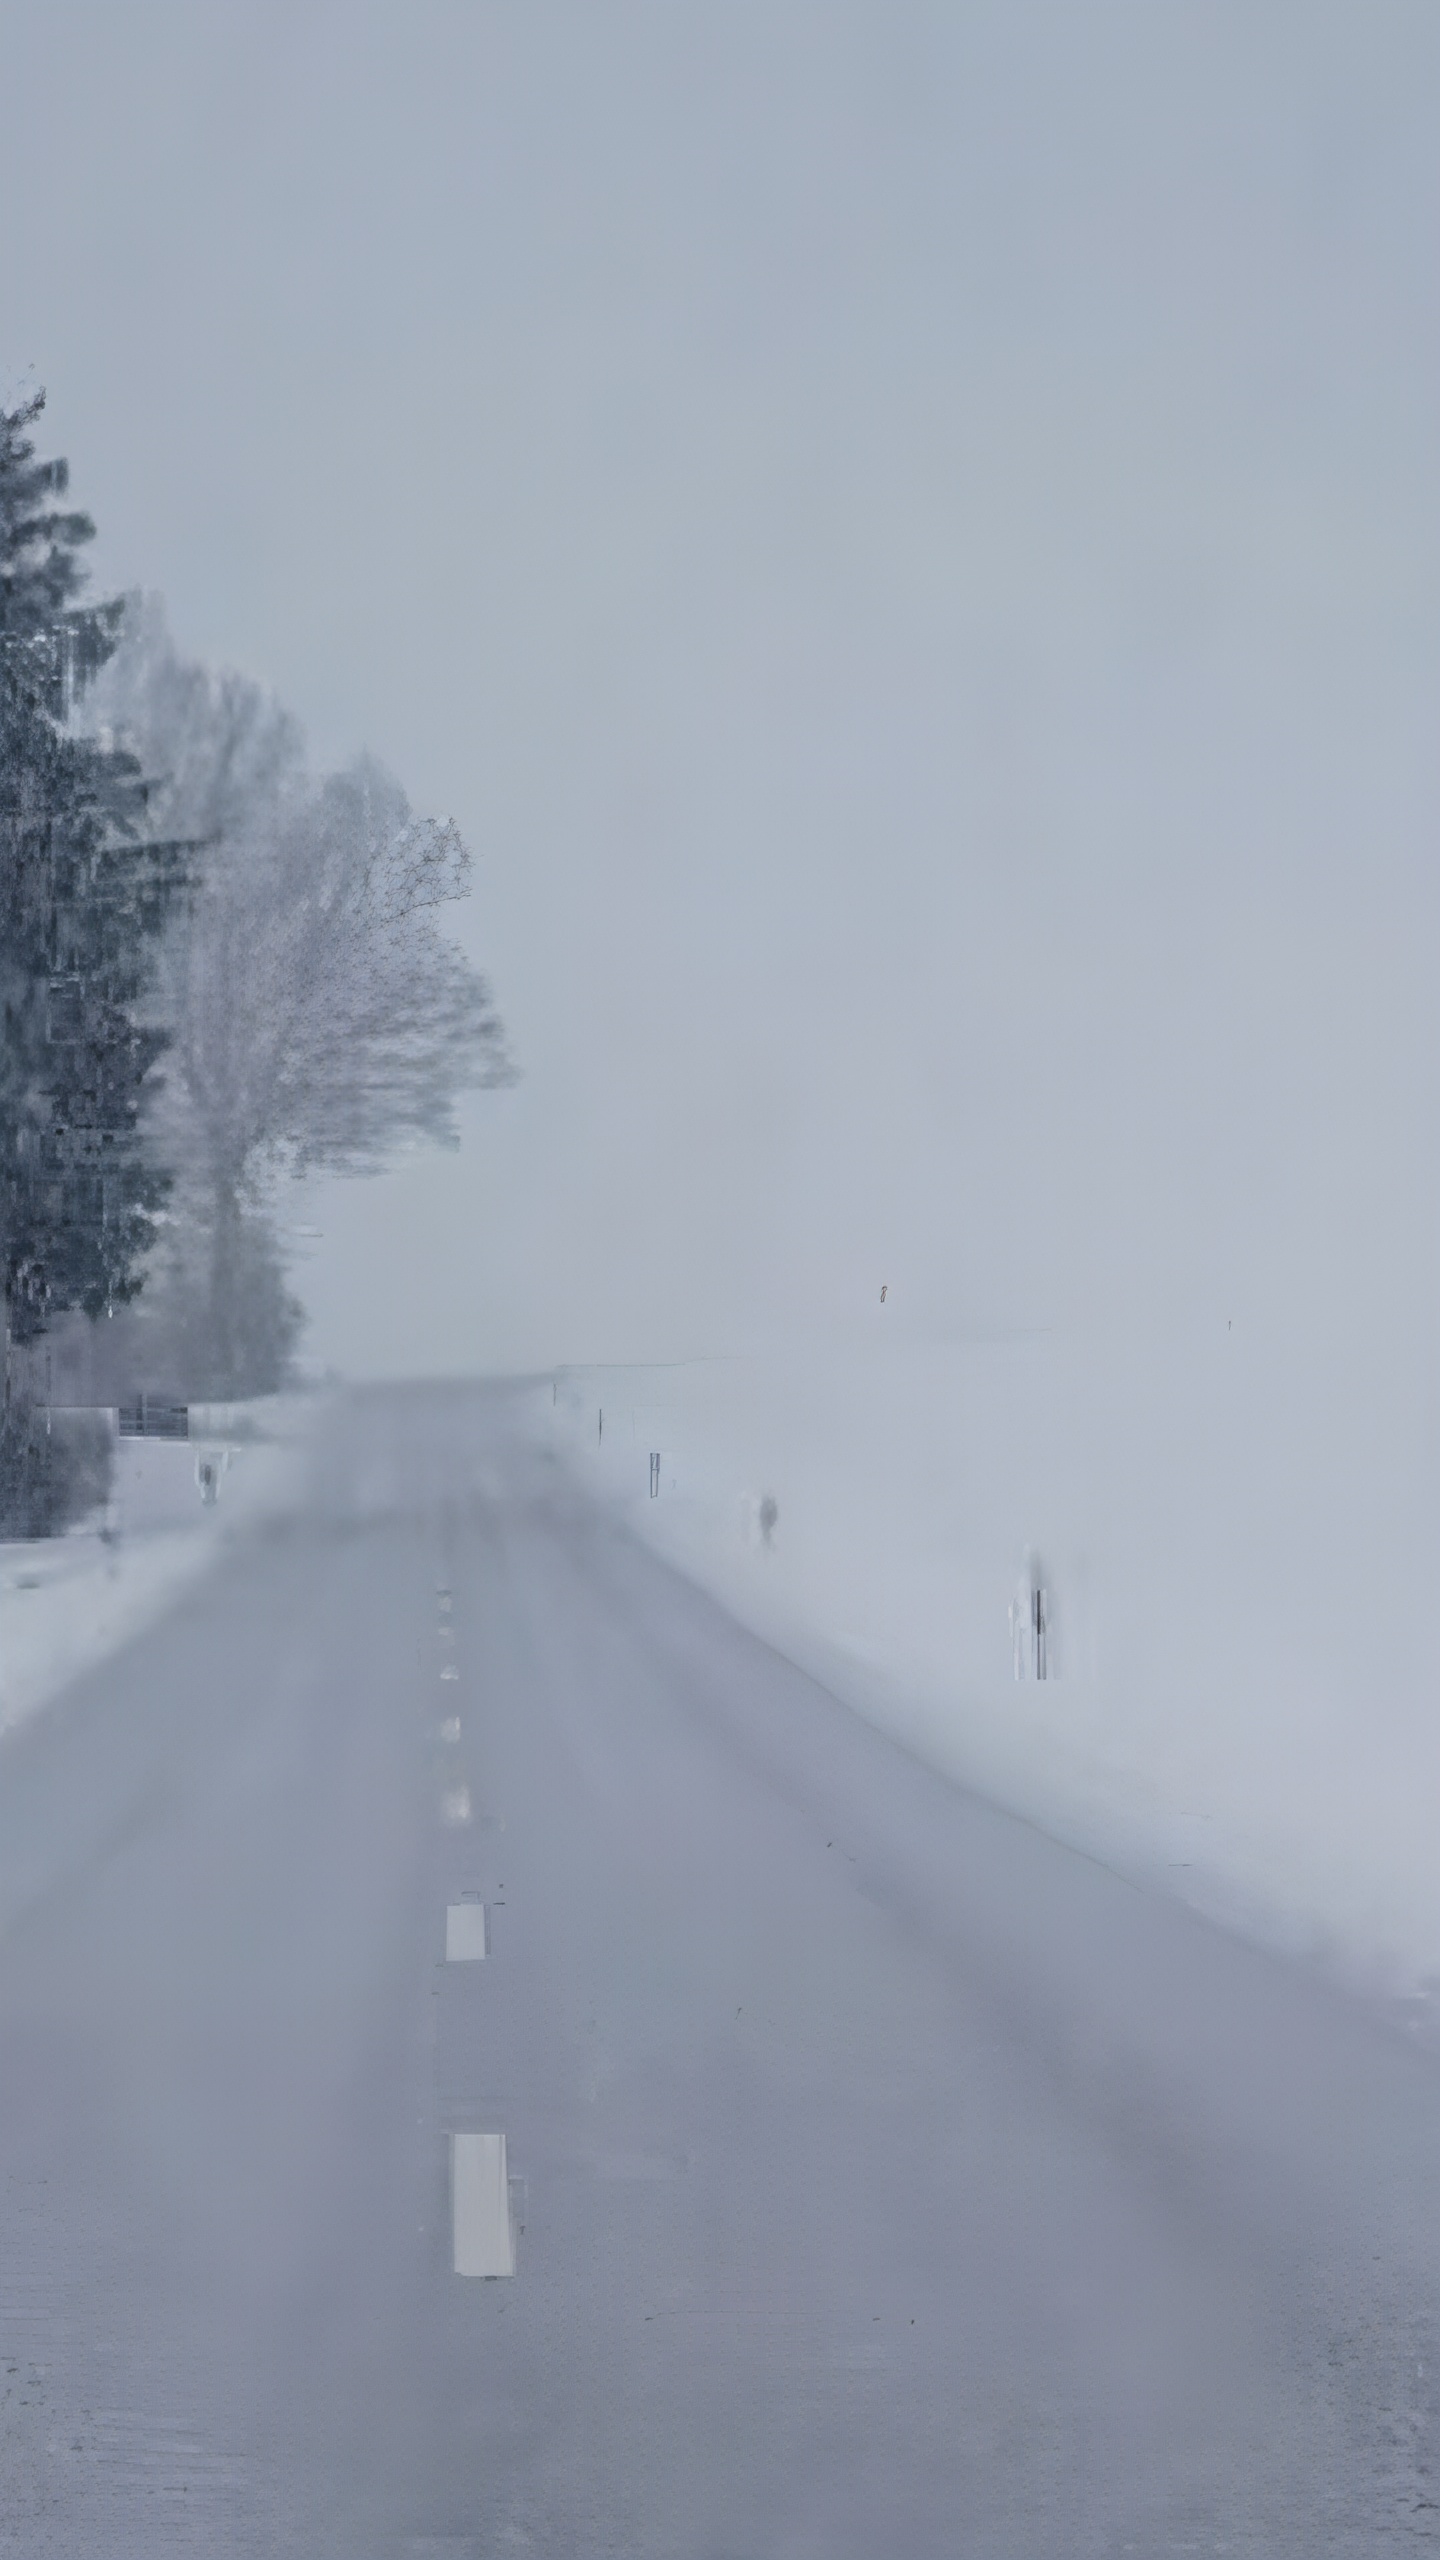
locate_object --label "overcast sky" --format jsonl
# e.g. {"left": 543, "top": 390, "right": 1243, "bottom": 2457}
{"left": 2, "top": 3, "right": 1435, "bottom": 1377}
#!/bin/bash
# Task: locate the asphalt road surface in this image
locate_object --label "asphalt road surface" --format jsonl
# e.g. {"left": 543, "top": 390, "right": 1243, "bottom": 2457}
{"left": 2, "top": 1382, "right": 1439, "bottom": 2557}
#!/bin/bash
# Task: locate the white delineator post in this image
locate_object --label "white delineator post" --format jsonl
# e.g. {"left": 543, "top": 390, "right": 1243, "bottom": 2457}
{"left": 451, "top": 2131, "right": 515, "bottom": 2277}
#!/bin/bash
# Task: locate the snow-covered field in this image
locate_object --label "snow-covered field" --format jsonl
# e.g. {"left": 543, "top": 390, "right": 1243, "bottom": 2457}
{"left": 0, "top": 1395, "right": 318, "bottom": 1744}
{"left": 545, "top": 1329, "right": 1440, "bottom": 2020}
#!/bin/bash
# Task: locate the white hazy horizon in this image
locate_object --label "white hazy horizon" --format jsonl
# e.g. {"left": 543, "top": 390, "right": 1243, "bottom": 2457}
{"left": 3, "top": 2, "right": 1435, "bottom": 1379}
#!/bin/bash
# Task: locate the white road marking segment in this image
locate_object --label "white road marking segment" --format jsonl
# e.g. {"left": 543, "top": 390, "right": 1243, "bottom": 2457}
{"left": 440, "top": 1664, "right": 459, "bottom": 1681}
{"left": 440, "top": 1783, "right": 472, "bottom": 1826}
{"left": 446, "top": 1902, "right": 488, "bottom": 1961}
{"left": 451, "top": 2132, "right": 514, "bottom": 2277}
{"left": 440, "top": 1715, "right": 461, "bottom": 1742}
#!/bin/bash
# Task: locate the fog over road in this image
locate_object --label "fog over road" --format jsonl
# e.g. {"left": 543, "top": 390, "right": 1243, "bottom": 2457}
{"left": 2, "top": 1384, "right": 1438, "bottom": 2556}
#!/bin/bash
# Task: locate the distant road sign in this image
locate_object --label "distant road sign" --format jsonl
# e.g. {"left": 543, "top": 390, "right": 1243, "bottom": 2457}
{"left": 117, "top": 1397, "right": 189, "bottom": 1440}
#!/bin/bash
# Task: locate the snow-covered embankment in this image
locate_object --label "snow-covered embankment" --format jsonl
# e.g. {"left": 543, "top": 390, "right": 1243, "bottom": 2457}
{"left": 0, "top": 1394, "right": 320, "bottom": 1743}
{"left": 543, "top": 1329, "right": 1440, "bottom": 2021}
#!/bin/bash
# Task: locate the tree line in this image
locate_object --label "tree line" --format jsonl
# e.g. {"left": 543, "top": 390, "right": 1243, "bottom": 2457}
{"left": 0, "top": 392, "right": 512, "bottom": 1530}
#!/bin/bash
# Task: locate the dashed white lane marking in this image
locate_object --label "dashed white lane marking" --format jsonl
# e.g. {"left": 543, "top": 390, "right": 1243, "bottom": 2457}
{"left": 440, "top": 1783, "right": 472, "bottom": 1826}
{"left": 440, "top": 1715, "right": 461, "bottom": 1743}
{"left": 452, "top": 2132, "right": 515, "bottom": 2277}
{"left": 445, "top": 1902, "right": 488, "bottom": 1961}
{"left": 440, "top": 1663, "right": 459, "bottom": 1682}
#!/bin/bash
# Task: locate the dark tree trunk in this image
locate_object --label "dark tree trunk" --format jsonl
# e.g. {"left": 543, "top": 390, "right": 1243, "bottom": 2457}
{"left": 209, "top": 1176, "right": 243, "bottom": 1399}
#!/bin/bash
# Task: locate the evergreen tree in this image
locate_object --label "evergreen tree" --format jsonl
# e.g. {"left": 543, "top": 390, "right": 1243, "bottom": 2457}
{"left": 0, "top": 394, "right": 183, "bottom": 1370}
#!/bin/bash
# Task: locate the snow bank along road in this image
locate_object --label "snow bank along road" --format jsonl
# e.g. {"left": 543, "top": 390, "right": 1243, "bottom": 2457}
{"left": 1, "top": 1381, "right": 1438, "bottom": 2556}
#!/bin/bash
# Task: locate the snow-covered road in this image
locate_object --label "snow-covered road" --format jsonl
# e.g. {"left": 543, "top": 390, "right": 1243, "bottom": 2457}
{"left": 2, "top": 1381, "right": 1437, "bottom": 2554}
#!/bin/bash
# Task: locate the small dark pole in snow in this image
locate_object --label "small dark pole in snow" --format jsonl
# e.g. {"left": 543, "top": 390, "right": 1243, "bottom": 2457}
{"left": 598, "top": 1408, "right": 603, "bottom": 1444}
{"left": 649, "top": 1452, "right": 660, "bottom": 1497}
{"left": 1032, "top": 1582, "right": 1048, "bottom": 1680}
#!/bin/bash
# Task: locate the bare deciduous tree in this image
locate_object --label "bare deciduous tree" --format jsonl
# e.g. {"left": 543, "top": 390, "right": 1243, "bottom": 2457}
{"left": 85, "top": 600, "right": 513, "bottom": 1391}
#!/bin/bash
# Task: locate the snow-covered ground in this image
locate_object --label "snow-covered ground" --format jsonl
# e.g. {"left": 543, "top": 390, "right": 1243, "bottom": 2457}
{"left": 0, "top": 1395, "right": 320, "bottom": 1744}
{"left": 544, "top": 1329, "right": 1440, "bottom": 2022}
{"left": 11, "top": 1356, "right": 1436, "bottom": 2026}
